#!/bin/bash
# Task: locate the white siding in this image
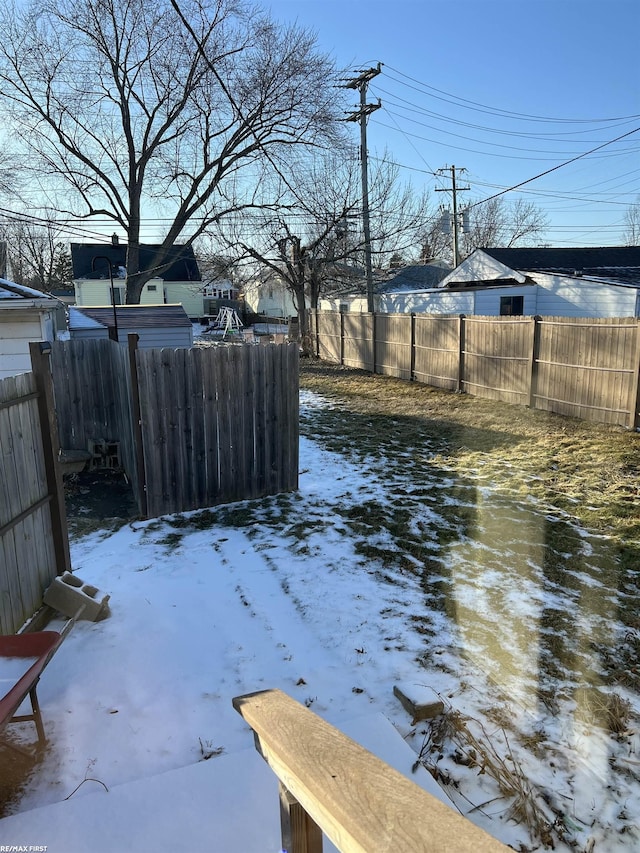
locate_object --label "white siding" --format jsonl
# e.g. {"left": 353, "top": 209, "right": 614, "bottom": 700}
{"left": 378, "top": 291, "right": 474, "bottom": 314}
{"left": 533, "top": 273, "right": 638, "bottom": 317}
{"left": 473, "top": 285, "right": 537, "bottom": 316}
{"left": 0, "top": 310, "right": 55, "bottom": 379}
{"left": 244, "top": 279, "right": 296, "bottom": 317}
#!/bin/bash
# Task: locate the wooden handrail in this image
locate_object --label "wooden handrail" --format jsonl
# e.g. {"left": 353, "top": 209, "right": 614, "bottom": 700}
{"left": 233, "top": 688, "right": 509, "bottom": 853}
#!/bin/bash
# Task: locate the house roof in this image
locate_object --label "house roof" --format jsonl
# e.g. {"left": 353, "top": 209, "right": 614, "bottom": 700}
{"left": 0, "top": 278, "right": 59, "bottom": 303}
{"left": 70, "top": 243, "right": 201, "bottom": 282}
{"left": 481, "top": 246, "right": 640, "bottom": 283}
{"left": 378, "top": 264, "right": 450, "bottom": 293}
{"left": 69, "top": 304, "right": 192, "bottom": 331}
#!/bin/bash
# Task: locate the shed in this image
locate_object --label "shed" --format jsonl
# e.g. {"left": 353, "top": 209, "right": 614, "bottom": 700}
{"left": 69, "top": 304, "right": 193, "bottom": 349}
{"left": 0, "top": 279, "right": 59, "bottom": 379}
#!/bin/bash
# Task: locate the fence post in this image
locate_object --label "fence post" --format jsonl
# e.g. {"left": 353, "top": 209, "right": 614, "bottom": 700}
{"left": 372, "top": 312, "right": 377, "bottom": 375}
{"left": 457, "top": 314, "right": 465, "bottom": 392}
{"left": 410, "top": 313, "right": 416, "bottom": 381}
{"left": 529, "top": 315, "right": 542, "bottom": 410}
{"left": 627, "top": 319, "right": 640, "bottom": 430}
{"left": 340, "top": 309, "right": 345, "bottom": 366}
{"left": 314, "top": 309, "right": 320, "bottom": 358}
{"left": 29, "top": 341, "right": 71, "bottom": 576}
{"left": 127, "top": 334, "right": 148, "bottom": 518}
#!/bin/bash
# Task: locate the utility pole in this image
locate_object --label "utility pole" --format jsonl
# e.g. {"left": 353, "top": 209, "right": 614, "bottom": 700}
{"left": 435, "top": 165, "right": 469, "bottom": 267}
{"left": 344, "top": 64, "right": 382, "bottom": 313}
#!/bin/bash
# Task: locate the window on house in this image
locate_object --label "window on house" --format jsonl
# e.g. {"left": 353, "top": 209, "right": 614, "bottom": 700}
{"left": 500, "top": 295, "right": 524, "bottom": 316}
{"left": 147, "top": 284, "right": 157, "bottom": 292}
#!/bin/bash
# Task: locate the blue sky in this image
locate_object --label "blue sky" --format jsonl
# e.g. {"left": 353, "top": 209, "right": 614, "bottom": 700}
{"left": 267, "top": 0, "right": 640, "bottom": 246}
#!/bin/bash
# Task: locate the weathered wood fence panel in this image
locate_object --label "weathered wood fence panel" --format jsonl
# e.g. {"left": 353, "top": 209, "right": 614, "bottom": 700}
{"left": 316, "top": 312, "right": 341, "bottom": 364}
{"left": 533, "top": 318, "right": 639, "bottom": 425}
{"left": 136, "top": 344, "right": 299, "bottom": 518}
{"left": 51, "top": 339, "right": 138, "bottom": 498}
{"left": 462, "top": 316, "right": 533, "bottom": 405}
{"left": 375, "top": 314, "right": 412, "bottom": 380}
{"left": 413, "top": 315, "right": 460, "bottom": 390}
{"left": 0, "top": 351, "right": 69, "bottom": 634}
{"left": 314, "top": 311, "right": 640, "bottom": 429}
{"left": 342, "top": 313, "right": 375, "bottom": 372}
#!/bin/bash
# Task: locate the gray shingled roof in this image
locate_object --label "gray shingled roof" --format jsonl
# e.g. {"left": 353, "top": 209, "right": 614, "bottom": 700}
{"left": 69, "top": 304, "right": 192, "bottom": 330}
{"left": 378, "top": 264, "right": 450, "bottom": 292}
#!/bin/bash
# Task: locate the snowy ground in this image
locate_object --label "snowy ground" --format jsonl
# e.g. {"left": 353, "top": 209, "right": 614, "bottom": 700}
{"left": 3, "top": 389, "right": 640, "bottom": 851}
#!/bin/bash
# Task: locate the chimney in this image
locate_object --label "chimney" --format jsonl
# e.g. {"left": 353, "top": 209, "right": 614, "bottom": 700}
{"left": 112, "top": 233, "right": 119, "bottom": 245}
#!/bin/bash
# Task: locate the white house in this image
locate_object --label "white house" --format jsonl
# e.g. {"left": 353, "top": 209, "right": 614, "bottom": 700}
{"left": 71, "top": 242, "right": 205, "bottom": 319}
{"left": 243, "top": 269, "right": 297, "bottom": 319}
{"left": 321, "top": 247, "right": 640, "bottom": 318}
{"left": 0, "top": 280, "right": 60, "bottom": 379}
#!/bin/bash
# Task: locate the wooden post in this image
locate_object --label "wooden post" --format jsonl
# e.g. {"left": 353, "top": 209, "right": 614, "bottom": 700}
{"left": 627, "top": 319, "right": 640, "bottom": 430}
{"left": 372, "top": 311, "right": 377, "bottom": 375}
{"left": 529, "top": 316, "right": 542, "bottom": 410}
{"left": 279, "top": 782, "right": 323, "bottom": 853}
{"left": 340, "top": 309, "right": 345, "bottom": 366}
{"left": 29, "top": 341, "right": 71, "bottom": 576}
{"left": 314, "top": 309, "right": 320, "bottom": 358}
{"left": 457, "top": 314, "right": 466, "bottom": 392}
{"left": 127, "top": 334, "right": 148, "bottom": 518}
{"left": 410, "top": 313, "right": 416, "bottom": 381}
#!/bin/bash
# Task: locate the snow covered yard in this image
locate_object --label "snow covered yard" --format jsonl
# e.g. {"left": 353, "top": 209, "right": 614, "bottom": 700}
{"left": 2, "top": 375, "right": 640, "bottom": 852}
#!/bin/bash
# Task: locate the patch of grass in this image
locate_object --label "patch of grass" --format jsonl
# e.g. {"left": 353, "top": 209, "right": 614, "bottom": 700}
{"left": 300, "top": 362, "right": 640, "bottom": 546}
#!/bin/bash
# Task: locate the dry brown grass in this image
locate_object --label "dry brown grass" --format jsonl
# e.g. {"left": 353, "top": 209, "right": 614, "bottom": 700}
{"left": 300, "top": 361, "right": 640, "bottom": 547}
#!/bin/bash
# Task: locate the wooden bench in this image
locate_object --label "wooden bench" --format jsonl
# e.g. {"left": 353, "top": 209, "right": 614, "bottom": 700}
{"left": 0, "top": 620, "right": 74, "bottom": 747}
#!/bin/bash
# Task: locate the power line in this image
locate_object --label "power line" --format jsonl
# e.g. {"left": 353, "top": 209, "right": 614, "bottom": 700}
{"left": 468, "top": 126, "right": 640, "bottom": 209}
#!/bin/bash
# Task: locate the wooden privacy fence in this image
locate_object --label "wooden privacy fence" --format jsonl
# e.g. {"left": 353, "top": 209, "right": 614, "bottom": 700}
{"left": 312, "top": 311, "right": 640, "bottom": 429}
{"left": 133, "top": 343, "right": 299, "bottom": 518}
{"left": 0, "top": 344, "right": 70, "bottom": 635}
{"left": 51, "top": 339, "right": 299, "bottom": 519}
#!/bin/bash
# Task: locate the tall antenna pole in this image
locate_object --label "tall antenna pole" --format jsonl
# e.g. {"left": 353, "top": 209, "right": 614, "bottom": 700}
{"left": 344, "top": 64, "right": 382, "bottom": 313}
{"left": 435, "top": 165, "right": 469, "bottom": 267}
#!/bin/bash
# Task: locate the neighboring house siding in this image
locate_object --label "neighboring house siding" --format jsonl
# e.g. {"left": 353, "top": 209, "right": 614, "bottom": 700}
{"left": 162, "top": 283, "right": 205, "bottom": 319}
{"left": 379, "top": 291, "right": 474, "bottom": 315}
{"left": 75, "top": 278, "right": 206, "bottom": 318}
{"left": 0, "top": 311, "right": 55, "bottom": 379}
{"left": 474, "top": 285, "right": 536, "bottom": 316}
{"left": 534, "top": 273, "right": 638, "bottom": 317}
{"left": 244, "top": 279, "right": 297, "bottom": 317}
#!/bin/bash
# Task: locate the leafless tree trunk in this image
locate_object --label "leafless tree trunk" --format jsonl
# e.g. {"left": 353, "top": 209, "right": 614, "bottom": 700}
{"left": 0, "top": 0, "right": 343, "bottom": 302}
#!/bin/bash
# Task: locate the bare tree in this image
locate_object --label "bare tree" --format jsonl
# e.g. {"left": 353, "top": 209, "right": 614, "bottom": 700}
{"left": 0, "top": 0, "right": 344, "bottom": 302}
{"left": 1, "top": 213, "right": 72, "bottom": 291}
{"left": 460, "top": 197, "right": 548, "bottom": 258}
{"left": 215, "top": 152, "right": 429, "bottom": 351}
{"left": 623, "top": 197, "right": 640, "bottom": 245}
